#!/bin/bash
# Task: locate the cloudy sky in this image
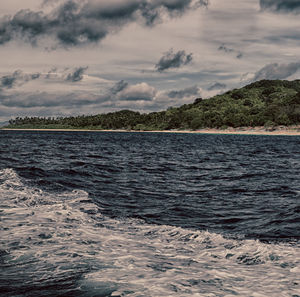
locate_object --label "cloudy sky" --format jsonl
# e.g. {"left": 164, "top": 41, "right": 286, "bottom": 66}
{"left": 0, "top": 0, "right": 300, "bottom": 121}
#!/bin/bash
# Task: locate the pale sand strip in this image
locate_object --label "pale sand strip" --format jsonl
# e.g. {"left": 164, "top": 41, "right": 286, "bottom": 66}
{"left": 2, "top": 127, "right": 300, "bottom": 136}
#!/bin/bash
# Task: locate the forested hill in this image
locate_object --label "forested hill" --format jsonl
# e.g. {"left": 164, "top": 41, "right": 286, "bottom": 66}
{"left": 6, "top": 79, "right": 300, "bottom": 130}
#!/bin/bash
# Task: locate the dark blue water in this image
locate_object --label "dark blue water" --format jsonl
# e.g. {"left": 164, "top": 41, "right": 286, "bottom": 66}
{"left": 1, "top": 130, "right": 300, "bottom": 296}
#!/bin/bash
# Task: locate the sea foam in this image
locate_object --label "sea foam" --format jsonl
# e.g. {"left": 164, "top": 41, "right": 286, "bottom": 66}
{"left": 1, "top": 168, "right": 299, "bottom": 297}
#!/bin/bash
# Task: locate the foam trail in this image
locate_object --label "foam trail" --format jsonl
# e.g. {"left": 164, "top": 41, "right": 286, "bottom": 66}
{"left": 0, "top": 168, "right": 299, "bottom": 296}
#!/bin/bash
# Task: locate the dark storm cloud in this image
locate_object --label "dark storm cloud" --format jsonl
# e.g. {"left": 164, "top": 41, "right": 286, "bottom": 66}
{"left": 66, "top": 66, "right": 88, "bottom": 82}
{"left": 253, "top": 62, "right": 300, "bottom": 81}
{"left": 207, "top": 82, "right": 227, "bottom": 91}
{"left": 155, "top": 49, "right": 193, "bottom": 72}
{"left": 260, "top": 0, "right": 300, "bottom": 13}
{"left": 168, "top": 85, "right": 200, "bottom": 98}
{"left": 0, "top": 0, "right": 208, "bottom": 47}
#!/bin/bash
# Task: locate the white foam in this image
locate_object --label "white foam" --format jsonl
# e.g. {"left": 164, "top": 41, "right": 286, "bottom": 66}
{"left": 1, "top": 168, "right": 300, "bottom": 296}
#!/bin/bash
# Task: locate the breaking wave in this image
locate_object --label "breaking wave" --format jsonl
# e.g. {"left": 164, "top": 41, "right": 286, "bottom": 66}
{"left": 1, "top": 168, "right": 299, "bottom": 296}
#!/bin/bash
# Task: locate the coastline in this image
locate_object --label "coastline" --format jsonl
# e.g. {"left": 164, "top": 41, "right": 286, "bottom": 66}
{"left": 2, "top": 126, "right": 300, "bottom": 136}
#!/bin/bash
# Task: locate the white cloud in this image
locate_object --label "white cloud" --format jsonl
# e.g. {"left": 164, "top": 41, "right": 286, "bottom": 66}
{"left": 116, "top": 82, "right": 157, "bottom": 101}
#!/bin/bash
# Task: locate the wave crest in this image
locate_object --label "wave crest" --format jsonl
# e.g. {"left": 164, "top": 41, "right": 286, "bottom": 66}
{"left": 0, "top": 168, "right": 299, "bottom": 296}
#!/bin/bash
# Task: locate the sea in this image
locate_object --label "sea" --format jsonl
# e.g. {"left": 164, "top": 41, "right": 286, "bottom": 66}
{"left": 0, "top": 130, "right": 299, "bottom": 297}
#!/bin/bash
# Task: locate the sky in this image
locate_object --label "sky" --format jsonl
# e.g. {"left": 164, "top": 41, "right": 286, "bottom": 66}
{"left": 0, "top": 0, "right": 300, "bottom": 122}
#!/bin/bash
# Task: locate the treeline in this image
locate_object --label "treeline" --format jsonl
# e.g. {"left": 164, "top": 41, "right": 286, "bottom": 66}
{"left": 8, "top": 79, "right": 300, "bottom": 130}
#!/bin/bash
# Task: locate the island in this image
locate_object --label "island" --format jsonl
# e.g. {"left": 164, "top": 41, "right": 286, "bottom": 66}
{"left": 4, "top": 79, "right": 300, "bottom": 134}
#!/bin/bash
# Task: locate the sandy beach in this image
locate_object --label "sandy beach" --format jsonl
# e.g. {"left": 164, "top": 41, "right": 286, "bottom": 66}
{"left": 2, "top": 126, "right": 300, "bottom": 136}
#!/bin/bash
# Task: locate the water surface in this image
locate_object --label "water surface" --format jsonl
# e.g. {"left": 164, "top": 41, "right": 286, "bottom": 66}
{"left": 1, "top": 131, "right": 299, "bottom": 296}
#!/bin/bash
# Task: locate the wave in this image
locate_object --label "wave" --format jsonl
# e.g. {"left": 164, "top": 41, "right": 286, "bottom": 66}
{"left": 1, "top": 168, "right": 299, "bottom": 296}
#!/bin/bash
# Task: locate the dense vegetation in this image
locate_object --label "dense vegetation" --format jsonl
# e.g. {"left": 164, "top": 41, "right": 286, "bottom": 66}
{"left": 6, "top": 79, "right": 300, "bottom": 130}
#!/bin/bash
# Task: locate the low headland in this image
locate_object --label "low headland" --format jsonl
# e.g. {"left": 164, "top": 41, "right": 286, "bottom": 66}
{"left": 3, "top": 79, "right": 300, "bottom": 136}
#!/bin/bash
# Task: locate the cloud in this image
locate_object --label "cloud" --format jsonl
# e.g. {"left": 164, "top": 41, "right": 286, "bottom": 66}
{"left": 0, "top": 71, "right": 22, "bottom": 89}
{"left": 0, "top": 67, "right": 90, "bottom": 91}
{"left": 0, "top": 91, "right": 107, "bottom": 108}
{"left": 218, "top": 44, "right": 243, "bottom": 59}
{"left": 0, "top": 80, "right": 158, "bottom": 109}
{"left": 45, "top": 67, "right": 58, "bottom": 79}
{"left": 155, "top": 48, "right": 193, "bottom": 72}
{"left": 0, "top": 67, "right": 89, "bottom": 92}
{"left": 253, "top": 62, "right": 300, "bottom": 81}
{"left": 31, "top": 73, "right": 41, "bottom": 80}
{"left": 41, "top": 0, "right": 62, "bottom": 7}
{"left": 115, "top": 82, "right": 157, "bottom": 101}
{"left": 0, "top": 0, "right": 208, "bottom": 48}
{"left": 109, "top": 80, "right": 157, "bottom": 102}
{"left": 207, "top": 82, "right": 227, "bottom": 91}
{"left": 0, "top": 70, "right": 41, "bottom": 89}
{"left": 218, "top": 44, "right": 234, "bottom": 53}
{"left": 66, "top": 66, "right": 88, "bottom": 82}
{"left": 110, "top": 80, "right": 128, "bottom": 94}
{"left": 0, "top": 76, "right": 210, "bottom": 121}
{"left": 236, "top": 52, "right": 243, "bottom": 59}
{"left": 167, "top": 85, "right": 200, "bottom": 98}
{"left": 260, "top": 0, "right": 300, "bottom": 13}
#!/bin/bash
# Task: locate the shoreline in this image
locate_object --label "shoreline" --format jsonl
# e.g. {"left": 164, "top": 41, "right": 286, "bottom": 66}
{"left": 2, "top": 126, "right": 300, "bottom": 136}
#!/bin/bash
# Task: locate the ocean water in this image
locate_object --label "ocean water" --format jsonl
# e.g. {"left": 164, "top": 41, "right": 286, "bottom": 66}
{"left": 0, "top": 130, "right": 299, "bottom": 297}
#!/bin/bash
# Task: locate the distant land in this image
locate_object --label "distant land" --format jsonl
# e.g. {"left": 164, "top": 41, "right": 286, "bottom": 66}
{"left": 4, "top": 80, "right": 300, "bottom": 132}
